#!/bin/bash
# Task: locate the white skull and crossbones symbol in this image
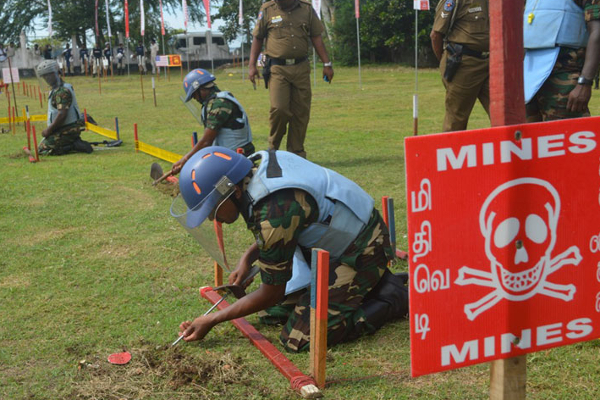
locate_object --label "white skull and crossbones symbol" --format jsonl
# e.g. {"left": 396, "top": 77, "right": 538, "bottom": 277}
{"left": 455, "top": 178, "right": 582, "bottom": 321}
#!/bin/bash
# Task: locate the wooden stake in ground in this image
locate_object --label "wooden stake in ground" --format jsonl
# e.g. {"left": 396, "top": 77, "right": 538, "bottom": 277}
{"left": 134, "top": 123, "right": 139, "bottom": 152}
{"left": 140, "top": 73, "right": 145, "bottom": 102}
{"left": 488, "top": 1, "right": 527, "bottom": 399}
{"left": 31, "top": 125, "right": 40, "bottom": 162}
{"left": 98, "top": 67, "right": 102, "bottom": 94}
{"left": 7, "top": 57, "right": 19, "bottom": 122}
{"left": 152, "top": 77, "right": 157, "bottom": 107}
{"left": 309, "top": 249, "right": 329, "bottom": 389}
{"left": 213, "top": 220, "right": 224, "bottom": 287}
{"left": 386, "top": 197, "right": 396, "bottom": 259}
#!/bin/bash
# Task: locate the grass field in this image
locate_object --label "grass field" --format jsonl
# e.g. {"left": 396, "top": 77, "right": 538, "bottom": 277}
{"left": 1, "top": 65, "right": 599, "bottom": 400}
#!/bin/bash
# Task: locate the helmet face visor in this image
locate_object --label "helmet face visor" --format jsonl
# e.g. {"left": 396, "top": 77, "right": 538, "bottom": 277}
{"left": 170, "top": 189, "right": 233, "bottom": 271}
{"left": 180, "top": 95, "right": 204, "bottom": 125}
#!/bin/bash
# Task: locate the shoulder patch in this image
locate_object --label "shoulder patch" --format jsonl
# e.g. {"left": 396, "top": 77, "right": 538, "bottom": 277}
{"left": 443, "top": 0, "right": 455, "bottom": 12}
{"left": 258, "top": 11, "right": 263, "bottom": 20}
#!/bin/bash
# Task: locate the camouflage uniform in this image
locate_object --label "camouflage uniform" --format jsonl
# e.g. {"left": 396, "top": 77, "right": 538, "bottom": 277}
{"left": 246, "top": 188, "right": 394, "bottom": 352}
{"left": 526, "top": 0, "right": 600, "bottom": 121}
{"left": 203, "top": 87, "right": 255, "bottom": 156}
{"left": 38, "top": 87, "right": 85, "bottom": 155}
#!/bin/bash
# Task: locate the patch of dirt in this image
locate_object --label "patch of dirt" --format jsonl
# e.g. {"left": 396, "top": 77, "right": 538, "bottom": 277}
{"left": 69, "top": 340, "right": 257, "bottom": 399}
{"left": 6, "top": 151, "right": 27, "bottom": 159}
{"left": 153, "top": 181, "right": 180, "bottom": 198}
{"left": 0, "top": 273, "right": 31, "bottom": 288}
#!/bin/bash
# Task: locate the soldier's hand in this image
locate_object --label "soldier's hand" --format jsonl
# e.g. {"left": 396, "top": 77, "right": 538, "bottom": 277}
{"left": 178, "top": 316, "right": 216, "bottom": 342}
{"left": 41, "top": 128, "right": 50, "bottom": 138}
{"left": 567, "top": 84, "right": 592, "bottom": 114}
{"left": 171, "top": 157, "right": 186, "bottom": 175}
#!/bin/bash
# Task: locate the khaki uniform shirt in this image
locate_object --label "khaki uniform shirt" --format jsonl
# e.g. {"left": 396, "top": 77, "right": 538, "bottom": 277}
{"left": 432, "top": 0, "right": 489, "bottom": 52}
{"left": 253, "top": 0, "right": 324, "bottom": 59}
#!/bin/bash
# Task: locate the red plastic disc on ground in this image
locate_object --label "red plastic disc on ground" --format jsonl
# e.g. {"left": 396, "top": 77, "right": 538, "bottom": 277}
{"left": 107, "top": 351, "right": 132, "bottom": 365}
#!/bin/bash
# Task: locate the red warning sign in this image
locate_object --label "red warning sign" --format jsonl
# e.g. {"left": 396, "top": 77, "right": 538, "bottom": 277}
{"left": 404, "top": 116, "right": 600, "bottom": 377}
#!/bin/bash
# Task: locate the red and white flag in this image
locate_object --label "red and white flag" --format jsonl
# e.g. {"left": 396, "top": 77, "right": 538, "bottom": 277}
{"left": 160, "top": 0, "right": 166, "bottom": 35}
{"left": 203, "top": 0, "right": 212, "bottom": 29}
{"left": 105, "top": 0, "right": 112, "bottom": 37}
{"left": 95, "top": 0, "right": 99, "bottom": 36}
{"left": 311, "top": 0, "right": 321, "bottom": 19}
{"left": 124, "top": 0, "right": 130, "bottom": 38}
{"left": 354, "top": 0, "right": 359, "bottom": 19}
{"left": 47, "top": 0, "right": 53, "bottom": 36}
{"left": 182, "top": 0, "right": 188, "bottom": 30}
{"left": 140, "top": 0, "right": 145, "bottom": 36}
{"left": 413, "top": 0, "right": 430, "bottom": 10}
{"left": 238, "top": 0, "right": 243, "bottom": 26}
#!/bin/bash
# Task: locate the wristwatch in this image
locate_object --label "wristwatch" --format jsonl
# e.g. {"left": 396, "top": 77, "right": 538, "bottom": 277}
{"left": 577, "top": 76, "right": 593, "bottom": 86}
{"left": 323, "top": 62, "right": 332, "bottom": 67}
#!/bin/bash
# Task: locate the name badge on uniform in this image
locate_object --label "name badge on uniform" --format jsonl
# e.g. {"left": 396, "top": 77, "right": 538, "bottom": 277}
{"left": 271, "top": 15, "right": 283, "bottom": 24}
{"left": 468, "top": 6, "right": 482, "bottom": 13}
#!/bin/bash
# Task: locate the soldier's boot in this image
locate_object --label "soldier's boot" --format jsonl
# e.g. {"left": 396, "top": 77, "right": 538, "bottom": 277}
{"left": 348, "top": 269, "right": 409, "bottom": 342}
{"left": 364, "top": 269, "right": 409, "bottom": 324}
{"left": 73, "top": 138, "right": 93, "bottom": 154}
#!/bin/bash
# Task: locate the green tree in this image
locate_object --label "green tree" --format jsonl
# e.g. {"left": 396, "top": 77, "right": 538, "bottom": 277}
{"left": 332, "top": 0, "right": 438, "bottom": 65}
{"left": 0, "top": 0, "right": 208, "bottom": 47}
{"left": 214, "top": 0, "right": 262, "bottom": 46}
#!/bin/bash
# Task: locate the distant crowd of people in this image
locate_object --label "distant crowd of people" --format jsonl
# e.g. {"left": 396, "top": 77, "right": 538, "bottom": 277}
{"left": 0, "top": 39, "right": 162, "bottom": 77}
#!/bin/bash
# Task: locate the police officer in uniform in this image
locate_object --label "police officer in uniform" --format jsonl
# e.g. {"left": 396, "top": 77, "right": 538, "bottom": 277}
{"left": 248, "top": 0, "right": 334, "bottom": 159}
{"left": 171, "top": 69, "right": 255, "bottom": 175}
{"left": 430, "top": 0, "right": 490, "bottom": 132}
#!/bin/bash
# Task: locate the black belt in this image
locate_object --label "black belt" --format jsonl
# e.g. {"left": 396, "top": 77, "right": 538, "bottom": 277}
{"left": 451, "top": 43, "right": 489, "bottom": 59}
{"left": 269, "top": 56, "right": 308, "bottom": 66}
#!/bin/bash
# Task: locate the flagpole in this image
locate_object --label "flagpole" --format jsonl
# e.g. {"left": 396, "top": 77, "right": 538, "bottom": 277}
{"left": 311, "top": 0, "right": 321, "bottom": 87}
{"left": 414, "top": 9, "right": 418, "bottom": 135}
{"left": 313, "top": 48, "right": 316, "bottom": 87}
{"left": 162, "top": 35, "right": 167, "bottom": 79}
{"left": 125, "top": 0, "right": 130, "bottom": 77}
{"left": 239, "top": 0, "right": 244, "bottom": 81}
{"left": 241, "top": 33, "right": 245, "bottom": 81}
{"left": 356, "top": 18, "right": 361, "bottom": 90}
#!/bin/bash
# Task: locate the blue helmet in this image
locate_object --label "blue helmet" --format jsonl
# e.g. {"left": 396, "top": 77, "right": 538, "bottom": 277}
{"left": 182, "top": 68, "right": 216, "bottom": 102}
{"left": 177, "top": 146, "right": 252, "bottom": 228}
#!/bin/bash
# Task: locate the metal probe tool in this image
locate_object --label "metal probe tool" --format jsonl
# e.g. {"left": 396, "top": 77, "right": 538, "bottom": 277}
{"left": 172, "top": 266, "right": 260, "bottom": 346}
